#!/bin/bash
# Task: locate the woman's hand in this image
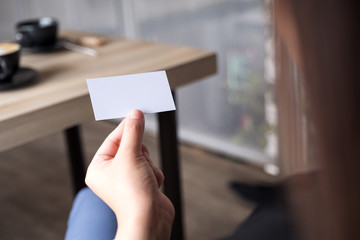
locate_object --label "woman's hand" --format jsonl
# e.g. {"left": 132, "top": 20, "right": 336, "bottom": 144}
{"left": 85, "top": 109, "right": 174, "bottom": 240}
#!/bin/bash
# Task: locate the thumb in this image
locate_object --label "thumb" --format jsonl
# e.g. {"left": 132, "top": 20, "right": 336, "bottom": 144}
{"left": 118, "top": 109, "right": 145, "bottom": 157}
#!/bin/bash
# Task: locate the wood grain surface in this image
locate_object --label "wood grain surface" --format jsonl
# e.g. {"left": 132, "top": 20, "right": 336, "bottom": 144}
{"left": 0, "top": 31, "right": 217, "bottom": 151}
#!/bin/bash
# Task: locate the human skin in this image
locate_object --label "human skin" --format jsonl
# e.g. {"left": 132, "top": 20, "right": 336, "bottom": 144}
{"left": 85, "top": 109, "right": 175, "bottom": 240}
{"left": 274, "top": 0, "right": 302, "bottom": 68}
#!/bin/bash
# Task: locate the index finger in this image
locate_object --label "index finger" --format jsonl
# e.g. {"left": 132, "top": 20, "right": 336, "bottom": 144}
{"left": 94, "top": 118, "right": 126, "bottom": 160}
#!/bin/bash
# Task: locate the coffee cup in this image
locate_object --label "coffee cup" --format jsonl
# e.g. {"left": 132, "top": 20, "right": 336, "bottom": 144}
{"left": 15, "top": 17, "right": 58, "bottom": 48}
{"left": 0, "top": 42, "right": 20, "bottom": 82}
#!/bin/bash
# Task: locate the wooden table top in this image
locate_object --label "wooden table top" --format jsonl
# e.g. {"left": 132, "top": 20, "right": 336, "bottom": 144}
{"left": 0, "top": 31, "right": 217, "bottom": 151}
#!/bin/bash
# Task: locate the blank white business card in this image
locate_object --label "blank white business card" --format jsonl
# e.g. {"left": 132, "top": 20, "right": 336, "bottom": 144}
{"left": 87, "top": 71, "right": 176, "bottom": 120}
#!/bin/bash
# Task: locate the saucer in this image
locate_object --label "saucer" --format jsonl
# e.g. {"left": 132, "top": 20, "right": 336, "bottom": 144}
{"left": 20, "top": 38, "right": 66, "bottom": 53}
{"left": 0, "top": 67, "right": 37, "bottom": 90}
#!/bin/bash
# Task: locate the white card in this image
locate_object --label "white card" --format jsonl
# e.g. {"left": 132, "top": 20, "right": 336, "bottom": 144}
{"left": 87, "top": 71, "right": 176, "bottom": 120}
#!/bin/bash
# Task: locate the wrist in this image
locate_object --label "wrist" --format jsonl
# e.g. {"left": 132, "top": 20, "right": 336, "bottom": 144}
{"left": 114, "top": 200, "right": 156, "bottom": 240}
{"left": 115, "top": 213, "right": 155, "bottom": 240}
{"left": 112, "top": 194, "right": 173, "bottom": 240}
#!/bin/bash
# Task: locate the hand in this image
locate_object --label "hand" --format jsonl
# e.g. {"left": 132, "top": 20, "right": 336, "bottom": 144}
{"left": 85, "top": 110, "right": 175, "bottom": 240}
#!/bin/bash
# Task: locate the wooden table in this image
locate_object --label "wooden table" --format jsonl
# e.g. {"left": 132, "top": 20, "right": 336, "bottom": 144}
{"left": 0, "top": 31, "right": 216, "bottom": 240}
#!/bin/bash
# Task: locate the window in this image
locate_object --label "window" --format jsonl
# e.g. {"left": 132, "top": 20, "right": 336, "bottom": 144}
{"left": 127, "top": 0, "right": 277, "bottom": 166}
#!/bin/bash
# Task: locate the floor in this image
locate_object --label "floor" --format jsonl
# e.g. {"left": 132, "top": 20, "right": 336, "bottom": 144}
{"left": 0, "top": 121, "right": 276, "bottom": 240}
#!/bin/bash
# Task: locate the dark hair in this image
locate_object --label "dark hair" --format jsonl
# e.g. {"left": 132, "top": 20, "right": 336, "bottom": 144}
{"left": 277, "top": 1, "right": 360, "bottom": 240}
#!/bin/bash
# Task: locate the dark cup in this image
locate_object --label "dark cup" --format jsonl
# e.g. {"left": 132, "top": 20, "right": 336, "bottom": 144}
{"left": 0, "top": 42, "right": 20, "bottom": 82}
{"left": 15, "top": 17, "right": 58, "bottom": 48}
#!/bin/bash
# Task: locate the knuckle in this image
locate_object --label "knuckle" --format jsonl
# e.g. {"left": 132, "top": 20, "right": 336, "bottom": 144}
{"left": 127, "top": 120, "right": 143, "bottom": 132}
{"left": 142, "top": 144, "right": 149, "bottom": 152}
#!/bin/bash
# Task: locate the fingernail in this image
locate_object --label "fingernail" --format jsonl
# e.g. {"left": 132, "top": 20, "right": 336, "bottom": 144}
{"left": 129, "top": 109, "right": 143, "bottom": 119}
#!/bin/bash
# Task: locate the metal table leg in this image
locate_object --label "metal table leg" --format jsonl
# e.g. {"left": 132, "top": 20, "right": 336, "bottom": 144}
{"left": 64, "top": 125, "right": 86, "bottom": 195}
{"left": 158, "top": 91, "right": 184, "bottom": 240}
